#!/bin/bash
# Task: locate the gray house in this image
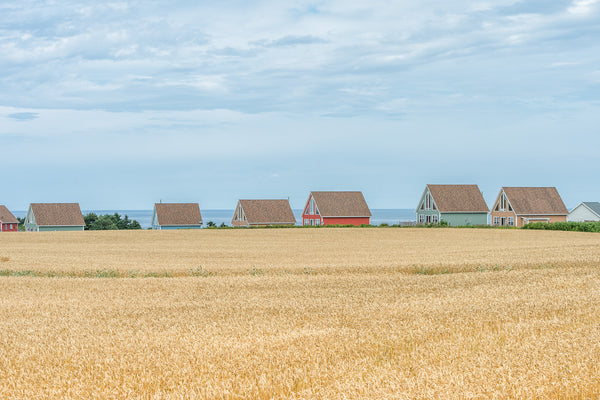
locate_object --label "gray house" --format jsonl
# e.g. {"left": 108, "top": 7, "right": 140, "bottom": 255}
{"left": 25, "top": 203, "right": 85, "bottom": 231}
{"left": 416, "top": 184, "right": 489, "bottom": 226}
{"left": 567, "top": 202, "right": 600, "bottom": 222}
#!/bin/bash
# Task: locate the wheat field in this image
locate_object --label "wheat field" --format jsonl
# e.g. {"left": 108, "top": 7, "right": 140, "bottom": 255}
{"left": 1, "top": 228, "right": 600, "bottom": 399}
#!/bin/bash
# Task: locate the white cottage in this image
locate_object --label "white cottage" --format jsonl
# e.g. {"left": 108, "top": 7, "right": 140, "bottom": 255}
{"left": 567, "top": 202, "right": 600, "bottom": 222}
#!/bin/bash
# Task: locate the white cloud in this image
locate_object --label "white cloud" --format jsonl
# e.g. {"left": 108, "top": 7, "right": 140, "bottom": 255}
{"left": 0, "top": 1, "right": 599, "bottom": 208}
{"left": 568, "top": 0, "right": 600, "bottom": 15}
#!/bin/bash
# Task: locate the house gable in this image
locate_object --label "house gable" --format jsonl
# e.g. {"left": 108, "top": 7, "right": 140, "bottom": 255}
{"left": 568, "top": 202, "right": 600, "bottom": 222}
{"left": 302, "top": 193, "right": 323, "bottom": 226}
{"left": 25, "top": 205, "right": 38, "bottom": 231}
{"left": 581, "top": 202, "right": 600, "bottom": 218}
{"left": 416, "top": 186, "right": 438, "bottom": 213}
{"left": 415, "top": 186, "right": 440, "bottom": 224}
{"left": 492, "top": 189, "right": 514, "bottom": 213}
{"left": 231, "top": 201, "right": 248, "bottom": 226}
{"left": 151, "top": 207, "right": 159, "bottom": 229}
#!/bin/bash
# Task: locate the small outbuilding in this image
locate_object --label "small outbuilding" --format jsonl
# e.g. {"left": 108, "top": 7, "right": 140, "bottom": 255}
{"left": 567, "top": 202, "right": 600, "bottom": 222}
{"left": 416, "top": 184, "right": 489, "bottom": 226}
{"left": 490, "top": 187, "right": 568, "bottom": 227}
{"left": 302, "top": 191, "right": 371, "bottom": 226}
{"left": 0, "top": 205, "right": 19, "bottom": 232}
{"left": 232, "top": 199, "right": 296, "bottom": 227}
{"left": 25, "top": 203, "right": 85, "bottom": 231}
{"left": 151, "top": 203, "right": 203, "bottom": 230}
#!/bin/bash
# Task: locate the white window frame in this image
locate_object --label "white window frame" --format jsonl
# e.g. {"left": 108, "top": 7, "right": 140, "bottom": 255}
{"left": 493, "top": 216, "right": 499, "bottom": 226}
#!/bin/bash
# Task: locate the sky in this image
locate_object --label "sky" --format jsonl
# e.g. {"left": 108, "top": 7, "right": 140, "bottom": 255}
{"left": 1, "top": 0, "right": 599, "bottom": 210}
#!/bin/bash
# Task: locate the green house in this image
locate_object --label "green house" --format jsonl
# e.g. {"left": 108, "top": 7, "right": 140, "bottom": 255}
{"left": 25, "top": 203, "right": 85, "bottom": 231}
{"left": 416, "top": 184, "right": 489, "bottom": 226}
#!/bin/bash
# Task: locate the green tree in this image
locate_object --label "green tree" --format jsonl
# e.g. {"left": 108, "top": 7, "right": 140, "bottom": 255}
{"left": 89, "top": 215, "right": 118, "bottom": 230}
{"left": 83, "top": 212, "right": 142, "bottom": 230}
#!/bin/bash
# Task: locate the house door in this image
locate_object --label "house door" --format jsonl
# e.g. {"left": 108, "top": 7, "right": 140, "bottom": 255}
{"left": 500, "top": 217, "right": 506, "bottom": 226}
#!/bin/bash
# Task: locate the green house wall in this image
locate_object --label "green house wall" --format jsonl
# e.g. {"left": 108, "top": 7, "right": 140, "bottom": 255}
{"left": 415, "top": 209, "right": 440, "bottom": 223}
{"left": 26, "top": 224, "right": 84, "bottom": 231}
{"left": 440, "top": 213, "right": 488, "bottom": 226}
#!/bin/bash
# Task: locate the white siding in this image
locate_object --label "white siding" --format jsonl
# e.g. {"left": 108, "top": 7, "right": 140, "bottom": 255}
{"left": 568, "top": 204, "right": 600, "bottom": 222}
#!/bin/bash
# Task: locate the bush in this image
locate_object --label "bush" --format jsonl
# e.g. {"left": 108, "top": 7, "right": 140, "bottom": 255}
{"left": 522, "top": 221, "right": 600, "bottom": 233}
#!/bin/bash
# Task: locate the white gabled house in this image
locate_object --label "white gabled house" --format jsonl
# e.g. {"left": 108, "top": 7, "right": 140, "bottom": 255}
{"left": 567, "top": 202, "right": 600, "bottom": 222}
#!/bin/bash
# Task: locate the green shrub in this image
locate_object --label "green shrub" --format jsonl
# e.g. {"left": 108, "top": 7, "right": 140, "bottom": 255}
{"left": 522, "top": 221, "right": 600, "bottom": 233}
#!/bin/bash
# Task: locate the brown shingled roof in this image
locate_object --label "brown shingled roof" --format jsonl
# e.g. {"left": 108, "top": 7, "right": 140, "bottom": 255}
{"left": 502, "top": 187, "right": 568, "bottom": 215}
{"left": 238, "top": 199, "right": 296, "bottom": 225}
{"left": 427, "top": 184, "right": 489, "bottom": 213}
{"left": 30, "top": 203, "right": 85, "bottom": 226}
{"left": 310, "top": 191, "right": 372, "bottom": 217}
{"left": 154, "top": 203, "right": 203, "bottom": 226}
{"left": 0, "top": 205, "right": 18, "bottom": 224}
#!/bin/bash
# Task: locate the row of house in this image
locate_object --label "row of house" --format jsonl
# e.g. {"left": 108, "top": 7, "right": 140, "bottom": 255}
{"left": 2, "top": 187, "right": 600, "bottom": 231}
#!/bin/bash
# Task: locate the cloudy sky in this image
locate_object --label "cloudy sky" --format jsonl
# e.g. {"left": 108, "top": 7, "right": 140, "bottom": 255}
{"left": 1, "top": 0, "right": 599, "bottom": 210}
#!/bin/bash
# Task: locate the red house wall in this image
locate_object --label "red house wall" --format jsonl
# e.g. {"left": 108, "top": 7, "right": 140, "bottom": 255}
{"left": 1, "top": 223, "right": 18, "bottom": 232}
{"left": 322, "top": 217, "right": 370, "bottom": 226}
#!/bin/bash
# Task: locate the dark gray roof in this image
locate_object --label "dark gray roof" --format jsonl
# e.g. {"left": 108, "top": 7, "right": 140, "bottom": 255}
{"left": 582, "top": 202, "right": 600, "bottom": 217}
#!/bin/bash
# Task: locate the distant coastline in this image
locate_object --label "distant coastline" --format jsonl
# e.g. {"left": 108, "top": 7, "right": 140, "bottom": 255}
{"left": 12, "top": 209, "right": 416, "bottom": 229}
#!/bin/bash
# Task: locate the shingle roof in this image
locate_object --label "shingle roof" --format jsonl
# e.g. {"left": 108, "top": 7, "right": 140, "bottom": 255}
{"left": 582, "top": 202, "right": 600, "bottom": 217}
{"left": 502, "top": 187, "right": 568, "bottom": 215}
{"left": 427, "top": 184, "right": 489, "bottom": 213}
{"left": 310, "top": 191, "right": 372, "bottom": 217}
{"left": 154, "top": 203, "right": 203, "bottom": 226}
{"left": 30, "top": 203, "right": 85, "bottom": 226}
{"left": 0, "top": 205, "right": 18, "bottom": 224}
{"left": 238, "top": 199, "right": 296, "bottom": 225}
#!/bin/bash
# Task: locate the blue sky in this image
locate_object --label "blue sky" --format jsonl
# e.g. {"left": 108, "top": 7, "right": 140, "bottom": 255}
{"left": 1, "top": 0, "right": 599, "bottom": 210}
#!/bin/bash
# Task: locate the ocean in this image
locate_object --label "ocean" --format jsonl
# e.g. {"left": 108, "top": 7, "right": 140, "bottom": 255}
{"left": 13, "top": 209, "right": 416, "bottom": 229}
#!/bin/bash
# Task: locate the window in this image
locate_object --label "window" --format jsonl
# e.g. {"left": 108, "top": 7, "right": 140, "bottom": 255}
{"left": 508, "top": 217, "right": 514, "bottom": 227}
{"left": 499, "top": 193, "right": 510, "bottom": 212}
{"left": 315, "top": 219, "right": 320, "bottom": 226}
{"left": 432, "top": 215, "right": 438, "bottom": 223}
{"left": 423, "top": 193, "right": 436, "bottom": 211}
{"left": 493, "top": 216, "right": 499, "bottom": 226}
{"left": 419, "top": 214, "right": 425, "bottom": 223}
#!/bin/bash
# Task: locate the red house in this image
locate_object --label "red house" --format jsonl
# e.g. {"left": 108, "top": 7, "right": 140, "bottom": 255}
{"left": 302, "top": 191, "right": 371, "bottom": 226}
{"left": 0, "top": 205, "right": 19, "bottom": 232}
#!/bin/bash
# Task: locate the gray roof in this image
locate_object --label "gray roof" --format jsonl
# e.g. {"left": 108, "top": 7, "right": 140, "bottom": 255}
{"left": 582, "top": 202, "right": 600, "bottom": 217}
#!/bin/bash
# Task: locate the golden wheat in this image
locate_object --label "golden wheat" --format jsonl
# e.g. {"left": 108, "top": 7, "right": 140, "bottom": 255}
{"left": 0, "top": 228, "right": 599, "bottom": 399}
{"left": 0, "top": 228, "right": 599, "bottom": 275}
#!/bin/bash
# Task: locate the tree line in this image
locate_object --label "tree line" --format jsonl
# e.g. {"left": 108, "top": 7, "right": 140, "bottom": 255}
{"left": 83, "top": 213, "right": 142, "bottom": 230}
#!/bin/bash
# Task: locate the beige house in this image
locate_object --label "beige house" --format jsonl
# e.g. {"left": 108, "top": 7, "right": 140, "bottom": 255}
{"left": 490, "top": 187, "right": 568, "bottom": 227}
